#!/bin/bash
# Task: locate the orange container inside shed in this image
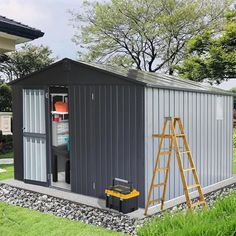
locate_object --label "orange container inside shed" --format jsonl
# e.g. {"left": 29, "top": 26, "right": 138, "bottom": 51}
{"left": 54, "top": 101, "right": 68, "bottom": 112}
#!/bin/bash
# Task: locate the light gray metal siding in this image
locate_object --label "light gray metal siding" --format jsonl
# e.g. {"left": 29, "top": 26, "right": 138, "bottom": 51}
{"left": 145, "top": 88, "right": 233, "bottom": 204}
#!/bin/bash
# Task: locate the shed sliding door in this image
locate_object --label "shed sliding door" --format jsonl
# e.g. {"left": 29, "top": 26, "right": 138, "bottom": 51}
{"left": 23, "top": 89, "right": 47, "bottom": 184}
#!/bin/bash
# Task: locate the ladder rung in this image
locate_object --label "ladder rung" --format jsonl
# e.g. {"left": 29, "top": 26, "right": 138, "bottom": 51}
{"left": 153, "top": 183, "right": 165, "bottom": 188}
{"left": 191, "top": 201, "right": 206, "bottom": 208}
{"left": 160, "top": 151, "right": 172, "bottom": 155}
{"left": 149, "top": 198, "right": 162, "bottom": 205}
{"left": 187, "top": 184, "right": 200, "bottom": 190}
{"left": 179, "top": 151, "right": 191, "bottom": 155}
{"left": 152, "top": 134, "right": 173, "bottom": 138}
{"left": 183, "top": 168, "right": 195, "bottom": 172}
{"left": 156, "top": 167, "right": 168, "bottom": 172}
{"left": 176, "top": 134, "right": 185, "bottom": 137}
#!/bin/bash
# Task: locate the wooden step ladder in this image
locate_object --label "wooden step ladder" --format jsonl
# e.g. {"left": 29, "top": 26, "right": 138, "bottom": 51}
{"left": 144, "top": 117, "right": 206, "bottom": 215}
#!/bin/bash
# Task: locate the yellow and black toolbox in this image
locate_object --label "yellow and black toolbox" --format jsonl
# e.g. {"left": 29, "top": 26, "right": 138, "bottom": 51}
{"left": 105, "top": 178, "right": 140, "bottom": 214}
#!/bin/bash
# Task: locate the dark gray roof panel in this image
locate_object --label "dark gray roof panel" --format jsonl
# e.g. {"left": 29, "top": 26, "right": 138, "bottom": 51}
{"left": 78, "top": 61, "right": 233, "bottom": 96}
{"left": 0, "top": 15, "right": 44, "bottom": 40}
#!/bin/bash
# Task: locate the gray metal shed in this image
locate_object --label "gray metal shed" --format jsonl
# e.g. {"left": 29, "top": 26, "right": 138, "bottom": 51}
{"left": 10, "top": 58, "right": 233, "bottom": 208}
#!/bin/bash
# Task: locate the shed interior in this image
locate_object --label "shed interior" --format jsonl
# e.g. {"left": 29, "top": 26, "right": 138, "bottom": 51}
{"left": 49, "top": 86, "right": 71, "bottom": 191}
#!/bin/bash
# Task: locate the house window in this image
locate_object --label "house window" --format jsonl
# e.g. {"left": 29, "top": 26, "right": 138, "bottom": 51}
{"left": 216, "top": 96, "right": 223, "bottom": 120}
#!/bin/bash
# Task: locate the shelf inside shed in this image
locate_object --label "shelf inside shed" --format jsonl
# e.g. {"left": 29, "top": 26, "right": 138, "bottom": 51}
{"left": 51, "top": 111, "right": 68, "bottom": 115}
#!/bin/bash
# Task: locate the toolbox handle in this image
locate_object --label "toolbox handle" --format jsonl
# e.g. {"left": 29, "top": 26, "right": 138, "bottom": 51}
{"left": 113, "top": 178, "right": 133, "bottom": 191}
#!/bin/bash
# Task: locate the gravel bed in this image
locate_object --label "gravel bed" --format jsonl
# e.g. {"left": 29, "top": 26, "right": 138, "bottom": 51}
{"left": 0, "top": 183, "right": 236, "bottom": 235}
{"left": 0, "top": 184, "right": 136, "bottom": 235}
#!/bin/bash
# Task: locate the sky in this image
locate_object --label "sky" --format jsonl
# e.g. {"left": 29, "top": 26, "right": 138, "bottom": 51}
{"left": 0, "top": 0, "right": 235, "bottom": 90}
{"left": 215, "top": 79, "right": 236, "bottom": 90}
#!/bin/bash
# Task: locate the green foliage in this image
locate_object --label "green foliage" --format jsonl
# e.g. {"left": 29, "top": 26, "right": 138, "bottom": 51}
{"left": 177, "top": 9, "right": 236, "bottom": 84}
{"left": 0, "top": 44, "right": 56, "bottom": 82}
{"left": 0, "top": 83, "right": 12, "bottom": 112}
{"left": 233, "top": 129, "right": 236, "bottom": 149}
{"left": 138, "top": 192, "right": 236, "bottom": 236}
{"left": 230, "top": 87, "right": 236, "bottom": 94}
{"left": 0, "top": 151, "right": 13, "bottom": 159}
{"left": 230, "top": 87, "right": 236, "bottom": 109}
{"left": 0, "top": 202, "right": 123, "bottom": 236}
{"left": 233, "top": 148, "right": 236, "bottom": 174}
{"left": 70, "top": 0, "right": 230, "bottom": 73}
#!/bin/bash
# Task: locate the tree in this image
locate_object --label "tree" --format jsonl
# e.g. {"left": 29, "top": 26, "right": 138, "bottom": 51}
{"left": 0, "top": 83, "right": 12, "bottom": 112}
{"left": 177, "top": 9, "right": 236, "bottom": 84}
{"left": 70, "top": 0, "right": 231, "bottom": 74}
{"left": 0, "top": 44, "right": 56, "bottom": 82}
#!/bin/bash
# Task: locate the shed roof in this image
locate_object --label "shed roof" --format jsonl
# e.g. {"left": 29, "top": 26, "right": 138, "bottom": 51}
{"left": 0, "top": 15, "right": 44, "bottom": 40}
{"left": 76, "top": 60, "right": 233, "bottom": 96}
{"left": 10, "top": 58, "right": 233, "bottom": 96}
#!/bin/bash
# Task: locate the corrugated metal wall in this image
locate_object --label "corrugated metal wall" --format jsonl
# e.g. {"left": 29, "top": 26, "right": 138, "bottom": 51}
{"left": 145, "top": 88, "right": 233, "bottom": 205}
{"left": 69, "top": 84, "right": 145, "bottom": 206}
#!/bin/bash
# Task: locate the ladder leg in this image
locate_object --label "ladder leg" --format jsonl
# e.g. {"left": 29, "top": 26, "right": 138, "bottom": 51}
{"left": 175, "top": 118, "right": 206, "bottom": 209}
{"left": 161, "top": 119, "right": 176, "bottom": 210}
{"left": 177, "top": 153, "right": 192, "bottom": 209}
{"left": 144, "top": 119, "right": 168, "bottom": 215}
{"left": 160, "top": 140, "right": 172, "bottom": 210}
{"left": 186, "top": 151, "right": 206, "bottom": 203}
{"left": 171, "top": 120, "right": 192, "bottom": 209}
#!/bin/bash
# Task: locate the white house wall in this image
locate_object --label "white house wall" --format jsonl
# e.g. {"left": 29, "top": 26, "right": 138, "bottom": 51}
{"left": 145, "top": 88, "right": 233, "bottom": 205}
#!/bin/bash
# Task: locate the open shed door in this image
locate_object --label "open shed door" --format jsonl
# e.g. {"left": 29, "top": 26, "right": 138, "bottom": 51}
{"left": 23, "top": 89, "right": 48, "bottom": 185}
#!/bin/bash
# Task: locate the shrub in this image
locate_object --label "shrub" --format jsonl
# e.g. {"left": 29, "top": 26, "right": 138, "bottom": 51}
{"left": 0, "top": 83, "right": 12, "bottom": 112}
{"left": 0, "top": 132, "right": 13, "bottom": 154}
{"left": 234, "top": 129, "right": 236, "bottom": 148}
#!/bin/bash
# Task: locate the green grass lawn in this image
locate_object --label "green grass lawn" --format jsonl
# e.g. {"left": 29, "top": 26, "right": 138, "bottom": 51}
{"left": 0, "top": 151, "right": 13, "bottom": 159}
{"left": 234, "top": 128, "right": 236, "bottom": 174}
{"left": 0, "top": 202, "right": 123, "bottom": 236}
{"left": 0, "top": 164, "right": 14, "bottom": 180}
{"left": 0, "top": 151, "right": 14, "bottom": 181}
{"left": 138, "top": 192, "right": 236, "bottom": 236}
{"left": 233, "top": 148, "right": 236, "bottom": 174}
